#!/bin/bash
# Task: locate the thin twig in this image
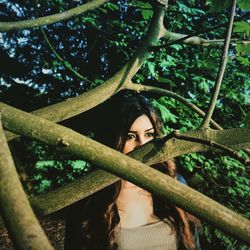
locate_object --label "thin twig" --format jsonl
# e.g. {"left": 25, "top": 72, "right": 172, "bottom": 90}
{"left": 171, "top": 130, "right": 250, "bottom": 166}
{"left": 41, "top": 28, "right": 92, "bottom": 84}
{"left": 201, "top": 0, "right": 237, "bottom": 128}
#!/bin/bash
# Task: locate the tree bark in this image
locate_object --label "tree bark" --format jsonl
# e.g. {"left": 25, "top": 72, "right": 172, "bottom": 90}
{"left": 0, "top": 119, "right": 53, "bottom": 250}
{"left": 0, "top": 0, "right": 108, "bottom": 32}
{"left": 1, "top": 102, "right": 249, "bottom": 244}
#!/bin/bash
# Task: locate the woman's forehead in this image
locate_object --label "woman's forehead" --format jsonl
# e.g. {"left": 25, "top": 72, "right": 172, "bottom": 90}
{"left": 129, "top": 114, "right": 154, "bottom": 132}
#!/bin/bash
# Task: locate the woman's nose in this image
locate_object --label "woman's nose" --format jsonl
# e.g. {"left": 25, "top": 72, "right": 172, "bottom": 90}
{"left": 137, "top": 135, "right": 147, "bottom": 146}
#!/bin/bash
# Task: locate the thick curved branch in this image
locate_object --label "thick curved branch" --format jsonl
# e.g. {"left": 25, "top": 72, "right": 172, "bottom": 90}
{"left": 0, "top": 103, "right": 250, "bottom": 244}
{"left": 201, "top": 0, "right": 236, "bottom": 128}
{"left": 0, "top": 118, "right": 53, "bottom": 249}
{"left": 0, "top": 0, "right": 108, "bottom": 32}
{"left": 126, "top": 82, "right": 223, "bottom": 130}
{"left": 5, "top": 6, "right": 167, "bottom": 141}
{"left": 41, "top": 28, "right": 92, "bottom": 83}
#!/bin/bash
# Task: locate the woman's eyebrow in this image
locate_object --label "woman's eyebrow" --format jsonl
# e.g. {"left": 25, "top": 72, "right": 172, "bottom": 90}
{"left": 129, "top": 127, "right": 154, "bottom": 133}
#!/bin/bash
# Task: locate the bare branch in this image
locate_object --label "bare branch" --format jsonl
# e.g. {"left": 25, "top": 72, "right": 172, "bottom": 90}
{"left": 40, "top": 28, "right": 92, "bottom": 84}
{"left": 1, "top": 103, "right": 250, "bottom": 244}
{"left": 0, "top": 0, "right": 108, "bottom": 32}
{"left": 153, "top": 8, "right": 250, "bottom": 51}
{"left": 160, "top": 31, "right": 243, "bottom": 48}
{"left": 201, "top": 0, "right": 236, "bottom": 128}
{"left": 0, "top": 117, "right": 53, "bottom": 249}
{"left": 126, "top": 82, "right": 223, "bottom": 130}
{"left": 171, "top": 130, "right": 250, "bottom": 166}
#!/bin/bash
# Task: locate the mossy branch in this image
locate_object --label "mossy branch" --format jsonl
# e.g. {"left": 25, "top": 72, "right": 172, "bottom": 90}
{"left": 0, "top": 103, "right": 250, "bottom": 244}
{"left": 0, "top": 117, "right": 53, "bottom": 250}
{"left": 0, "top": 0, "right": 108, "bottom": 32}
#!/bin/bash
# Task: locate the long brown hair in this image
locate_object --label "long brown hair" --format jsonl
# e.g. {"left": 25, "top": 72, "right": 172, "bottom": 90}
{"left": 65, "top": 91, "right": 200, "bottom": 250}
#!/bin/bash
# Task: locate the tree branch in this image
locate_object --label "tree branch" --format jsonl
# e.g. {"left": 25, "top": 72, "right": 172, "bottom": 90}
{"left": 201, "top": 0, "right": 236, "bottom": 128}
{"left": 0, "top": 117, "right": 53, "bottom": 250}
{"left": 0, "top": 102, "right": 250, "bottom": 244}
{"left": 41, "top": 28, "right": 92, "bottom": 84}
{"left": 153, "top": 8, "right": 249, "bottom": 51}
{"left": 171, "top": 130, "right": 250, "bottom": 166}
{"left": 0, "top": 0, "right": 108, "bottom": 32}
{"left": 126, "top": 82, "right": 223, "bottom": 130}
{"left": 31, "top": 169, "right": 119, "bottom": 216}
{"left": 129, "top": 128, "right": 250, "bottom": 165}
{"left": 159, "top": 31, "right": 243, "bottom": 48}
{"left": 4, "top": 6, "right": 167, "bottom": 141}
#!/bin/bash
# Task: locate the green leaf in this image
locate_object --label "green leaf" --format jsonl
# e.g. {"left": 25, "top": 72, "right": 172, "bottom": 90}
{"left": 243, "top": 113, "right": 250, "bottom": 128}
{"left": 234, "top": 21, "right": 250, "bottom": 37}
{"left": 203, "top": 57, "right": 218, "bottom": 70}
{"left": 238, "top": 0, "right": 250, "bottom": 10}
{"left": 157, "top": 77, "right": 176, "bottom": 87}
{"left": 146, "top": 61, "right": 156, "bottom": 77}
{"left": 64, "top": 61, "right": 71, "bottom": 68}
{"left": 132, "top": 0, "right": 153, "bottom": 20}
{"left": 237, "top": 56, "right": 250, "bottom": 66}
{"left": 207, "top": 0, "right": 231, "bottom": 13}
{"left": 141, "top": 9, "right": 153, "bottom": 20}
{"left": 170, "top": 44, "right": 183, "bottom": 51}
{"left": 153, "top": 102, "right": 178, "bottom": 123}
{"left": 236, "top": 43, "right": 250, "bottom": 54}
{"left": 159, "top": 55, "right": 177, "bottom": 69}
{"left": 105, "top": 3, "right": 119, "bottom": 11}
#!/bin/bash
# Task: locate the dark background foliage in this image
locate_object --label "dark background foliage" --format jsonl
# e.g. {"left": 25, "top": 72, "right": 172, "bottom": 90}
{"left": 0, "top": 0, "right": 249, "bottom": 249}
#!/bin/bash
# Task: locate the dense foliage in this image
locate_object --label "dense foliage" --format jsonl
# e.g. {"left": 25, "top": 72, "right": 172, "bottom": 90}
{"left": 0, "top": 0, "right": 249, "bottom": 249}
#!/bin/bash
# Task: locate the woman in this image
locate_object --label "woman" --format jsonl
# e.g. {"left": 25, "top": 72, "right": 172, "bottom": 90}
{"left": 65, "top": 91, "right": 201, "bottom": 250}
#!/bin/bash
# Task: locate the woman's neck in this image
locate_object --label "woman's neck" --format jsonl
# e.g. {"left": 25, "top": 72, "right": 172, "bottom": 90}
{"left": 116, "top": 180, "right": 159, "bottom": 228}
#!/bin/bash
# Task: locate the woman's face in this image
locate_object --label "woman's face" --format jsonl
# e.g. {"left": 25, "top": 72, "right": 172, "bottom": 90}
{"left": 122, "top": 114, "right": 155, "bottom": 154}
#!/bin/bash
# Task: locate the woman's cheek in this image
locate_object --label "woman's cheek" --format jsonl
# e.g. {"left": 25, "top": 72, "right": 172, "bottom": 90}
{"left": 122, "top": 141, "right": 134, "bottom": 154}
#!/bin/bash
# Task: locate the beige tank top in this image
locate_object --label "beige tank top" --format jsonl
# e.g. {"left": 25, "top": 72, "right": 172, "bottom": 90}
{"left": 117, "top": 220, "right": 178, "bottom": 250}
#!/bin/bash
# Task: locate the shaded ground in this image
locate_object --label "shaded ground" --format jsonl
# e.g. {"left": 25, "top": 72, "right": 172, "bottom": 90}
{"left": 0, "top": 217, "right": 65, "bottom": 249}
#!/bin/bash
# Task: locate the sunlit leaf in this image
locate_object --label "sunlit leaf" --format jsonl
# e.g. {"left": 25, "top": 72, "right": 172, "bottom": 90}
{"left": 238, "top": 0, "right": 250, "bottom": 10}
{"left": 234, "top": 21, "right": 250, "bottom": 37}
{"left": 237, "top": 56, "right": 250, "bottom": 66}
{"left": 236, "top": 43, "right": 250, "bottom": 54}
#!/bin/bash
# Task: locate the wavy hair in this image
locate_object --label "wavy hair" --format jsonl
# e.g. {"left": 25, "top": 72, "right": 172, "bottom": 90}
{"left": 64, "top": 91, "right": 200, "bottom": 250}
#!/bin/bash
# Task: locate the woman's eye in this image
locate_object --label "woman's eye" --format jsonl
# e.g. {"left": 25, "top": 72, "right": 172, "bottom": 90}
{"left": 145, "top": 132, "right": 155, "bottom": 138}
{"left": 126, "top": 133, "right": 136, "bottom": 140}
